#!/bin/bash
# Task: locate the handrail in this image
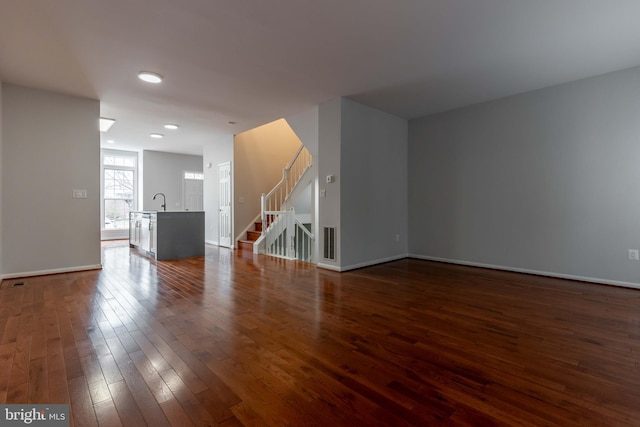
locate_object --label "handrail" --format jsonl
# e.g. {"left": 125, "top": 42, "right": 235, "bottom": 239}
{"left": 285, "top": 144, "right": 305, "bottom": 170}
{"left": 262, "top": 144, "right": 307, "bottom": 201}
{"left": 262, "top": 209, "right": 315, "bottom": 261}
{"left": 262, "top": 170, "right": 286, "bottom": 203}
{"left": 258, "top": 143, "right": 313, "bottom": 261}
{"left": 261, "top": 143, "right": 312, "bottom": 229}
{"left": 295, "top": 218, "right": 314, "bottom": 240}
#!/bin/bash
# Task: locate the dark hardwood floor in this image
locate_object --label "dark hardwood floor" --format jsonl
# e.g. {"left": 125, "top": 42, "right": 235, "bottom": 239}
{"left": 2, "top": 241, "right": 640, "bottom": 425}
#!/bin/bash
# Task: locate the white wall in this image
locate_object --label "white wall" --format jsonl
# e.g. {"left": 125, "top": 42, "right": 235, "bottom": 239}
{"left": 292, "top": 183, "right": 312, "bottom": 215}
{"left": 203, "top": 134, "right": 233, "bottom": 245}
{"left": 287, "top": 107, "right": 319, "bottom": 257}
{"left": 0, "top": 82, "right": 3, "bottom": 278}
{"left": 317, "top": 98, "right": 409, "bottom": 271}
{"left": 1, "top": 84, "right": 101, "bottom": 277}
{"left": 339, "top": 98, "right": 409, "bottom": 269}
{"left": 317, "top": 98, "right": 342, "bottom": 269}
{"left": 142, "top": 150, "right": 203, "bottom": 211}
{"left": 409, "top": 66, "right": 640, "bottom": 287}
{"left": 287, "top": 106, "right": 319, "bottom": 158}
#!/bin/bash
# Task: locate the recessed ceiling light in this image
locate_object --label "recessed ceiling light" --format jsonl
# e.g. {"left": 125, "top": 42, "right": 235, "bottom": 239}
{"left": 138, "top": 71, "right": 163, "bottom": 83}
{"left": 150, "top": 133, "right": 164, "bottom": 139}
{"left": 99, "top": 117, "right": 116, "bottom": 132}
{"left": 164, "top": 124, "right": 179, "bottom": 130}
{"left": 106, "top": 140, "right": 115, "bottom": 144}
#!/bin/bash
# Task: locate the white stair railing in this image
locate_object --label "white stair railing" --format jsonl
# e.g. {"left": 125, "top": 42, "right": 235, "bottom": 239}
{"left": 263, "top": 209, "right": 314, "bottom": 261}
{"left": 263, "top": 210, "right": 295, "bottom": 259}
{"left": 257, "top": 143, "right": 314, "bottom": 261}
{"left": 294, "top": 219, "right": 314, "bottom": 262}
{"left": 261, "top": 144, "right": 312, "bottom": 223}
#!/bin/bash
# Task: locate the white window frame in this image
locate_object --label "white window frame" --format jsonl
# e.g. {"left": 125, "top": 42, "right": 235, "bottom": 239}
{"left": 182, "top": 170, "right": 204, "bottom": 211}
{"left": 101, "top": 149, "right": 139, "bottom": 240}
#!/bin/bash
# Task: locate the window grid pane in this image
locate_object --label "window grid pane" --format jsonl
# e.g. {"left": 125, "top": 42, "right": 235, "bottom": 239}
{"left": 102, "top": 150, "right": 138, "bottom": 231}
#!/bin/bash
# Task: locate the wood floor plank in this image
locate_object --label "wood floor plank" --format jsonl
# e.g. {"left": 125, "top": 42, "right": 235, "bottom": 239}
{"left": 8, "top": 334, "right": 31, "bottom": 387}
{"left": 68, "top": 376, "right": 99, "bottom": 427}
{"left": 159, "top": 398, "right": 197, "bottom": 427}
{"left": 107, "top": 380, "right": 147, "bottom": 427}
{"left": 27, "top": 356, "right": 49, "bottom": 403}
{"left": 93, "top": 399, "right": 123, "bottom": 427}
{"left": 0, "top": 342, "right": 16, "bottom": 398}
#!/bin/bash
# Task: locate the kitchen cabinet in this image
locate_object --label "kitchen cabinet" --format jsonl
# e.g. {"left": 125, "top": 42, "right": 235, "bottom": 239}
{"left": 129, "top": 211, "right": 203, "bottom": 260}
{"left": 129, "top": 212, "right": 142, "bottom": 246}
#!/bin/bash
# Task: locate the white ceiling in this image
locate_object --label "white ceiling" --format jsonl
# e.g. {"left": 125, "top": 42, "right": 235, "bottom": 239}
{"left": 2, "top": 0, "right": 640, "bottom": 156}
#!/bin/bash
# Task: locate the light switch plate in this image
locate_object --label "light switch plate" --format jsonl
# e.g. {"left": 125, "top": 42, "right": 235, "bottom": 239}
{"left": 72, "top": 189, "right": 87, "bottom": 199}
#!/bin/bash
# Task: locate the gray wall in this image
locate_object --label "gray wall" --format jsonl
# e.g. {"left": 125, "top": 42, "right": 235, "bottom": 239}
{"left": 203, "top": 135, "right": 233, "bottom": 245}
{"left": 409, "top": 66, "right": 640, "bottom": 286}
{"left": 318, "top": 98, "right": 343, "bottom": 268}
{"left": 142, "top": 150, "right": 203, "bottom": 211}
{"left": 292, "top": 183, "right": 312, "bottom": 215}
{"left": 0, "top": 82, "right": 3, "bottom": 277}
{"left": 287, "top": 106, "right": 319, "bottom": 158}
{"left": 340, "top": 98, "right": 408, "bottom": 269}
{"left": 317, "top": 98, "right": 409, "bottom": 271}
{"left": 1, "top": 84, "right": 101, "bottom": 277}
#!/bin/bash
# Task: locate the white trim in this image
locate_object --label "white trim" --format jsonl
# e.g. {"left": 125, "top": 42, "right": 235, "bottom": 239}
{"left": 2, "top": 264, "right": 103, "bottom": 280}
{"left": 318, "top": 254, "right": 409, "bottom": 272}
{"left": 317, "top": 262, "right": 342, "bottom": 272}
{"left": 101, "top": 228, "right": 129, "bottom": 241}
{"left": 101, "top": 148, "right": 139, "bottom": 234}
{"left": 205, "top": 240, "right": 218, "bottom": 246}
{"left": 218, "top": 161, "right": 233, "bottom": 248}
{"left": 409, "top": 254, "right": 640, "bottom": 290}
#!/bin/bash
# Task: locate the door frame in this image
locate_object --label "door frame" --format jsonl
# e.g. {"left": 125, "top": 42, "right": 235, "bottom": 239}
{"left": 218, "top": 161, "right": 233, "bottom": 248}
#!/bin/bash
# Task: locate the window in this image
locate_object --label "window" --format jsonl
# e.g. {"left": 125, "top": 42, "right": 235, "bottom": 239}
{"left": 183, "top": 170, "right": 204, "bottom": 211}
{"left": 184, "top": 171, "right": 204, "bottom": 180}
{"left": 102, "top": 150, "right": 138, "bottom": 230}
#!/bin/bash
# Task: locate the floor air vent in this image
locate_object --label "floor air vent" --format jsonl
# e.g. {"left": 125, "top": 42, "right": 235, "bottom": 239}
{"left": 12, "top": 282, "right": 25, "bottom": 287}
{"left": 323, "top": 226, "right": 336, "bottom": 261}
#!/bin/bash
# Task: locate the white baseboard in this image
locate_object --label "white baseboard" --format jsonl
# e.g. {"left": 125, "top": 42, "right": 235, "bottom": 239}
{"left": 2, "top": 264, "right": 103, "bottom": 280}
{"left": 318, "top": 254, "right": 409, "bottom": 272}
{"left": 317, "top": 262, "right": 341, "bottom": 271}
{"left": 409, "top": 254, "right": 640, "bottom": 290}
{"left": 205, "top": 240, "right": 218, "bottom": 246}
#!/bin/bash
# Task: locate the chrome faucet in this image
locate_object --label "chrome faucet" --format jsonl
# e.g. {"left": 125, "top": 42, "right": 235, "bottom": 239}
{"left": 152, "top": 192, "right": 166, "bottom": 211}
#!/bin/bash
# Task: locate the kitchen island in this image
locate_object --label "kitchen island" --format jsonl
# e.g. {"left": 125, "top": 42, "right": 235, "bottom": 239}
{"left": 129, "top": 211, "right": 204, "bottom": 260}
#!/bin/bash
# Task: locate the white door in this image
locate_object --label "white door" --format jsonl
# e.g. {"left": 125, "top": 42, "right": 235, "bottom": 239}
{"left": 184, "top": 177, "right": 204, "bottom": 211}
{"left": 218, "top": 162, "right": 232, "bottom": 247}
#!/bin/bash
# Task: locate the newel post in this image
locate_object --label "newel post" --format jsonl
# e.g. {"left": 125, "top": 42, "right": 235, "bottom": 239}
{"left": 260, "top": 193, "right": 266, "bottom": 235}
{"left": 288, "top": 208, "right": 296, "bottom": 259}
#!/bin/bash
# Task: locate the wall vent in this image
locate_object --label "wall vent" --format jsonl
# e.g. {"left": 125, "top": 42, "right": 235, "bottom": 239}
{"left": 323, "top": 226, "right": 336, "bottom": 261}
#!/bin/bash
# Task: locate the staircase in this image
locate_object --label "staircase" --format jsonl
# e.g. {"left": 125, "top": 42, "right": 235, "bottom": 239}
{"left": 237, "top": 220, "right": 262, "bottom": 251}
{"left": 237, "top": 143, "right": 314, "bottom": 261}
{"left": 237, "top": 215, "right": 272, "bottom": 251}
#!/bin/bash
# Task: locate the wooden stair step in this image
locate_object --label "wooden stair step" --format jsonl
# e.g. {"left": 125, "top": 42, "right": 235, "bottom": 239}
{"left": 237, "top": 240, "right": 254, "bottom": 251}
{"left": 246, "top": 230, "right": 261, "bottom": 241}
